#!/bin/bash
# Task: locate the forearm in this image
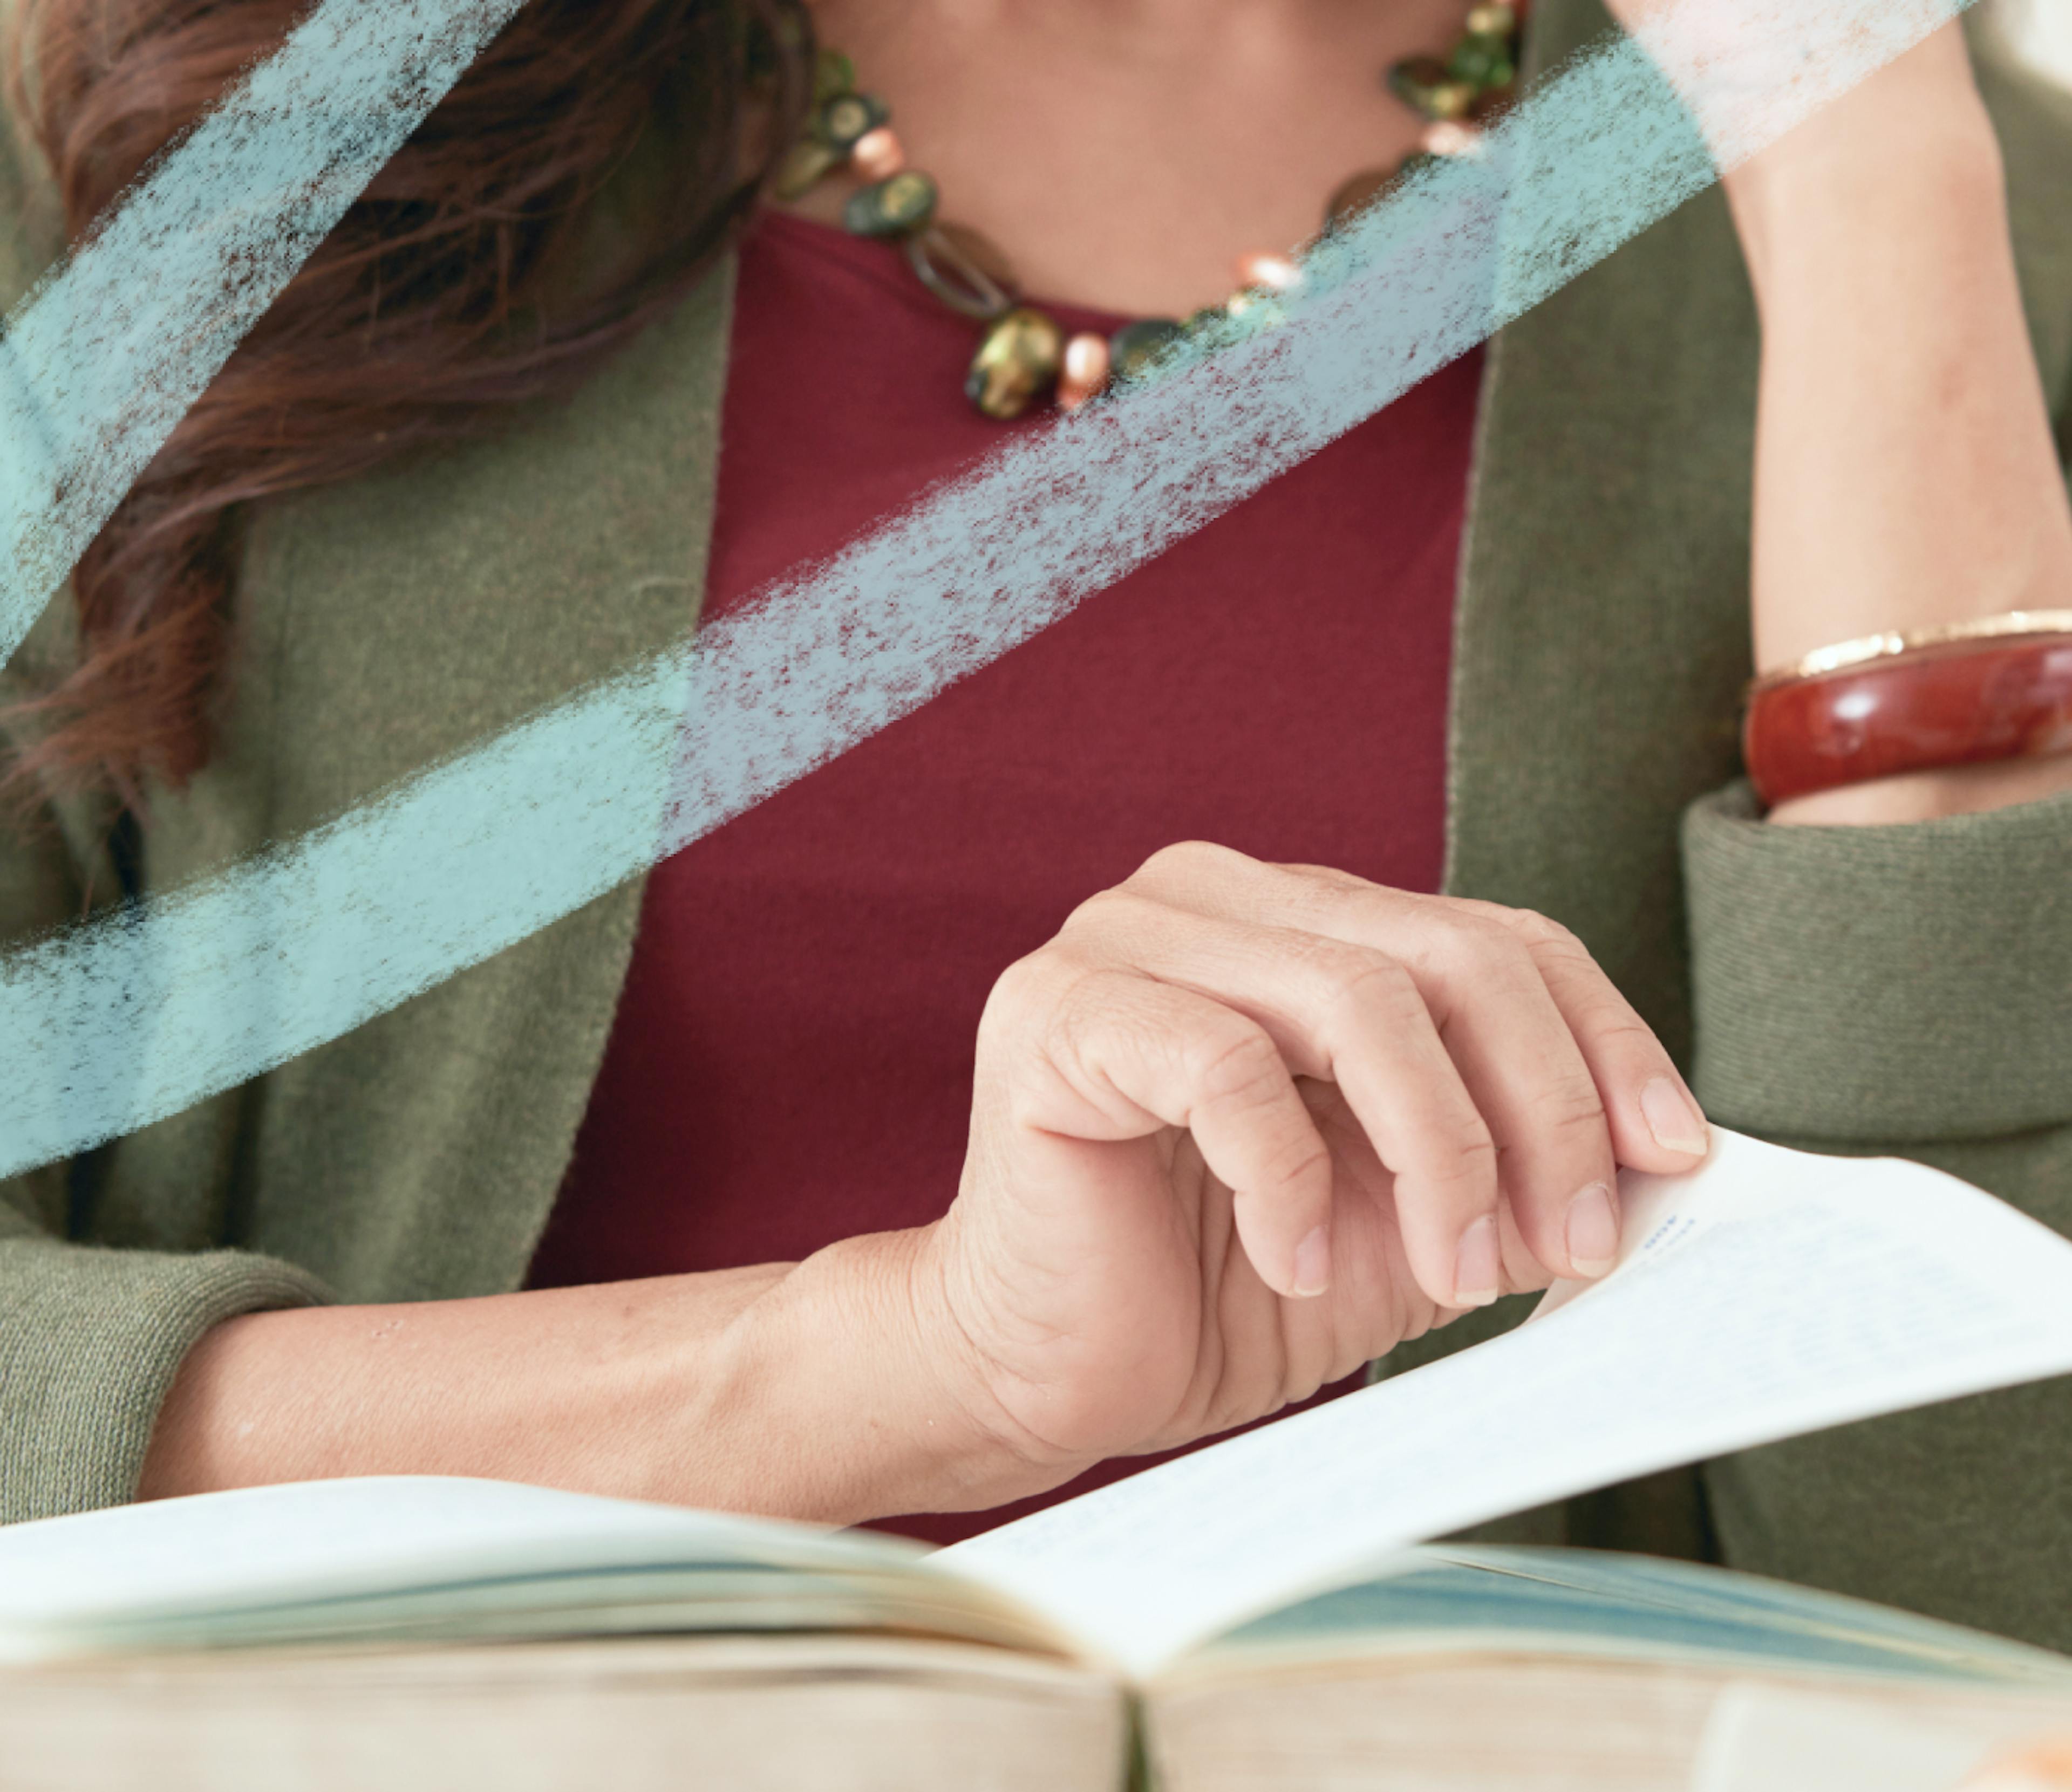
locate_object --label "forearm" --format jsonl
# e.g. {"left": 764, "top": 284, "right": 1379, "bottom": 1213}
{"left": 138, "top": 1227, "right": 1032, "bottom": 1527}
{"left": 1723, "top": 29, "right": 2072, "bottom": 825}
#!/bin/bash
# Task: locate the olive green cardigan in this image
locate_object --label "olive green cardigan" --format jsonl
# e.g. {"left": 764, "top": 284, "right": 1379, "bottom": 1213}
{"left": 4, "top": 1, "right": 2072, "bottom": 1645}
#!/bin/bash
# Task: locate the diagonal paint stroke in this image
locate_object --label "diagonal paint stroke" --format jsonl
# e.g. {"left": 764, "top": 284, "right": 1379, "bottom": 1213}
{"left": 0, "top": 0, "right": 1977, "bottom": 1179}
{"left": 0, "top": 0, "right": 528, "bottom": 672}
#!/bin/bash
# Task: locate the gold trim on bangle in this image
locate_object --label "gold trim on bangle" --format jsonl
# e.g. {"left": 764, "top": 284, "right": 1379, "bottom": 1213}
{"left": 1750, "top": 610, "right": 2072, "bottom": 694}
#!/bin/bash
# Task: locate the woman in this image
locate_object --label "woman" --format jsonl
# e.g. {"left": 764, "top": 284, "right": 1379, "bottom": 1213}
{"left": 2, "top": 0, "right": 2069, "bottom": 1643}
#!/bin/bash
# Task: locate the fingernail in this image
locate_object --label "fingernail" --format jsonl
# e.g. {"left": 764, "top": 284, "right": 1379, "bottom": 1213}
{"left": 1291, "top": 1225, "right": 1331, "bottom": 1298}
{"left": 1565, "top": 1181, "right": 1619, "bottom": 1277}
{"left": 1641, "top": 1077, "right": 1710, "bottom": 1157}
{"left": 1452, "top": 1215, "right": 1500, "bottom": 1308}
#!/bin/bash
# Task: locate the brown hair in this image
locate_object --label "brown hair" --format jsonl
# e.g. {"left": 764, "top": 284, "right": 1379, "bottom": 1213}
{"left": 3, "top": 0, "right": 810, "bottom": 808}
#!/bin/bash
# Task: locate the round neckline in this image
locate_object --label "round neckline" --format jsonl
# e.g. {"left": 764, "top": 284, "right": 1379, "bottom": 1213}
{"left": 749, "top": 206, "right": 1136, "bottom": 339}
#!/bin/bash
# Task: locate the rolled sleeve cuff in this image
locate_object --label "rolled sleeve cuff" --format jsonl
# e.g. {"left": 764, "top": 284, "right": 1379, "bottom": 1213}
{"left": 0, "top": 1238, "right": 330, "bottom": 1524}
{"left": 1682, "top": 780, "right": 2072, "bottom": 1144}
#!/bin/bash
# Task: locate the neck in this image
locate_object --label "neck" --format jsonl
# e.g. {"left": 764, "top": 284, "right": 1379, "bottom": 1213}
{"left": 789, "top": 0, "right": 1482, "bottom": 316}
{"left": 812, "top": 0, "right": 1459, "bottom": 67}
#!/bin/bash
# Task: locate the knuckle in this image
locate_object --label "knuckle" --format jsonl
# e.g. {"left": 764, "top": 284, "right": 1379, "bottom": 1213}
{"left": 1455, "top": 899, "right": 1587, "bottom": 956}
{"left": 979, "top": 952, "right": 1046, "bottom": 1036}
{"left": 1497, "top": 907, "right": 1614, "bottom": 983}
{"left": 1320, "top": 951, "right": 1420, "bottom": 1035}
{"left": 1426, "top": 1123, "right": 1501, "bottom": 1192}
{"left": 1130, "top": 838, "right": 1245, "bottom": 888}
{"left": 1045, "top": 965, "right": 1135, "bottom": 1065}
{"left": 982, "top": 947, "right": 1092, "bottom": 1049}
{"left": 1185, "top": 1020, "right": 1286, "bottom": 1110}
{"left": 1256, "top": 1133, "right": 1332, "bottom": 1197}
{"left": 1502, "top": 906, "right": 1581, "bottom": 951}
{"left": 1421, "top": 912, "right": 1536, "bottom": 989}
{"left": 1536, "top": 1075, "right": 1612, "bottom": 1137}
{"left": 1059, "top": 885, "right": 1153, "bottom": 940}
{"left": 1575, "top": 1004, "right": 1661, "bottom": 1053}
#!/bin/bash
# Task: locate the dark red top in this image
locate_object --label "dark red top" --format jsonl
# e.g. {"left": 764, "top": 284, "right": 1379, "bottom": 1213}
{"left": 526, "top": 210, "right": 1481, "bottom": 1542}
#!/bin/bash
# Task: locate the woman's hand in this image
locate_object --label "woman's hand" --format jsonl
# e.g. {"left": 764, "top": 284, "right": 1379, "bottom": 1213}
{"left": 138, "top": 846, "right": 1707, "bottom": 1525}
{"left": 914, "top": 842, "right": 1710, "bottom": 1490}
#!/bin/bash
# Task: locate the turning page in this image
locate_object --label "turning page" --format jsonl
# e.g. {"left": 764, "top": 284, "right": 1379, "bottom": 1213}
{"left": 942, "top": 1130, "right": 2072, "bottom": 1676}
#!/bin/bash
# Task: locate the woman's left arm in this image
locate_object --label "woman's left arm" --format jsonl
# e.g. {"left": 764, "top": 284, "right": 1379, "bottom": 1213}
{"left": 1667, "top": 24, "right": 2072, "bottom": 1157}
{"left": 1723, "top": 23, "right": 2072, "bottom": 825}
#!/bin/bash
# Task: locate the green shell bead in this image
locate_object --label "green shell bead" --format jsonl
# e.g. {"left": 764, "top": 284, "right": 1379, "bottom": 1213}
{"left": 904, "top": 225, "right": 1016, "bottom": 320}
{"left": 1388, "top": 56, "right": 1476, "bottom": 120}
{"left": 1447, "top": 33, "right": 1516, "bottom": 90}
{"left": 814, "top": 90, "right": 889, "bottom": 152}
{"left": 773, "top": 137, "right": 845, "bottom": 202}
{"left": 842, "top": 170, "right": 938, "bottom": 238}
{"left": 964, "top": 307, "right": 1066, "bottom": 420}
{"left": 812, "top": 48, "right": 856, "bottom": 106}
{"left": 1108, "top": 318, "right": 1186, "bottom": 382}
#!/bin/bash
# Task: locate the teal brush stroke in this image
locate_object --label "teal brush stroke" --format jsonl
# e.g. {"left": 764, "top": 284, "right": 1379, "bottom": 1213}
{"left": 0, "top": 0, "right": 527, "bottom": 670}
{"left": 0, "top": 0, "right": 1973, "bottom": 1177}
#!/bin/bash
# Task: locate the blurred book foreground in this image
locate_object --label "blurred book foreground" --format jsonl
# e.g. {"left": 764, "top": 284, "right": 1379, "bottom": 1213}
{"left": 6, "top": 1130, "right": 2072, "bottom": 1791}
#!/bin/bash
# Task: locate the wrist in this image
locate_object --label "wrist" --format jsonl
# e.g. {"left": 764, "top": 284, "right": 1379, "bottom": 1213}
{"left": 1722, "top": 39, "right": 2000, "bottom": 296}
{"left": 1767, "top": 756, "right": 2072, "bottom": 827}
{"left": 700, "top": 1224, "right": 1065, "bottom": 1527}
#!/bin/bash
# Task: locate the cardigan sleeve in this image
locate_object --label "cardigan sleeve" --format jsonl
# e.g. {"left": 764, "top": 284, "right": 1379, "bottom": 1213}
{"left": 1680, "top": 781, "right": 2072, "bottom": 1146}
{"left": 0, "top": 874, "right": 333, "bottom": 1524}
{"left": 0, "top": 1227, "right": 331, "bottom": 1523}
{"left": 0, "top": 633, "right": 330, "bottom": 1526}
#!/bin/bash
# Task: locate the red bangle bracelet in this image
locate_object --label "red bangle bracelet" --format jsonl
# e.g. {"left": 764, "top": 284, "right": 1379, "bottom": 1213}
{"left": 1743, "top": 633, "right": 2072, "bottom": 808}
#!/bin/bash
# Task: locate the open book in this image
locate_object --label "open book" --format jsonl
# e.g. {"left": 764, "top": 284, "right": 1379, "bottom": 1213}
{"left": 8, "top": 1130, "right": 2072, "bottom": 1791}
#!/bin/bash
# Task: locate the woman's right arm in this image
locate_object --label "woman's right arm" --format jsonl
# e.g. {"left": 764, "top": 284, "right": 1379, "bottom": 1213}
{"left": 141, "top": 844, "right": 1713, "bottom": 1526}
{"left": 137, "top": 1230, "right": 1028, "bottom": 1524}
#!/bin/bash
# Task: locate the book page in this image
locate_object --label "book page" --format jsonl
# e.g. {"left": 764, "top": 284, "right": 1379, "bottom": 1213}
{"left": 0, "top": 1476, "right": 1064, "bottom": 1664}
{"left": 1175, "top": 1546, "right": 2072, "bottom": 1689}
{"left": 0, "top": 1478, "right": 887, "bottom": 1634}
{"left": 1687, "top": 1683, "right": 2051, "bottom": 1792}
{"left": 940, "top": 1130, "right": 2072, "bottom": 1677}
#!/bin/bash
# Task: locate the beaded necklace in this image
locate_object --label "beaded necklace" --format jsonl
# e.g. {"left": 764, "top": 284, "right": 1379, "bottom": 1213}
{"left": 774, "top": 4, "right": 1525, "bottom": 420}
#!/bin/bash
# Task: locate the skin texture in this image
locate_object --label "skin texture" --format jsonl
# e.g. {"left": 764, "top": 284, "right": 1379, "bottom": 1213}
{"left": 1718, "top": 25, "right": 2072, "bottom": 824}
{"left": 140, "top": 1, "right": 2072, "bottom": 1520}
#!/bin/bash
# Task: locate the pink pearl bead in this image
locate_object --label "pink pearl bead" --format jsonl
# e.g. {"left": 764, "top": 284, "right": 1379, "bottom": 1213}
{"left": 1233, "top": 251, "right": 1301, "bottom": 293}
{"left": 1063, "top": 333, "right": 1110, "bottom": 386}
{"left": 1057, "top": 333, "right": 1111, "bottom": 411}
{"left": 1421, "top": 120, "right": 1485, "bottom": 158}
{"left": 849, "top": 127, "right": 905, "bottom": 182}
